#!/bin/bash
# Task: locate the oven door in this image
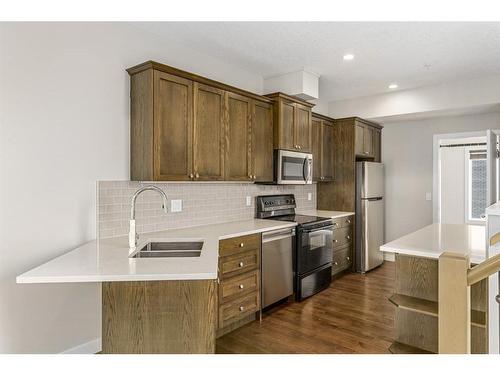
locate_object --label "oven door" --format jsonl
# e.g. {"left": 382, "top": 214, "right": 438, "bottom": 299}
{"left": 297, "top": 225, "right": 334, "bottom": 274}
{"left": 276, "top": 150, "right": 313, "bottom": 184}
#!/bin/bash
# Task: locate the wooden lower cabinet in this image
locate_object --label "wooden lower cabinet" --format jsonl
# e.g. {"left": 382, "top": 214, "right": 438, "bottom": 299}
{"left": 332, "top": 215, "right": 354, "bottom": 277}
{"left": 102, "top": 279, "right": 217, "bottom": 354}
{"left": 389, "top": 254, "right": 488, "bottom": 354}
{"left": 217, "top": 233, "right": 261, "bottom": 337}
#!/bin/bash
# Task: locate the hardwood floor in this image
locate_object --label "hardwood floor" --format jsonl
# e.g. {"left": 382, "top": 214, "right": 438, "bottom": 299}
{"left": 216, "top": 262, "right": 395, "bottom": 354}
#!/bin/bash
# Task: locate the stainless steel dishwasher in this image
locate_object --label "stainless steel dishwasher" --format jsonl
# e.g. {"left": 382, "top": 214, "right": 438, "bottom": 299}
{"left": 261, "top": 227, "right": 295, "bottom": 308}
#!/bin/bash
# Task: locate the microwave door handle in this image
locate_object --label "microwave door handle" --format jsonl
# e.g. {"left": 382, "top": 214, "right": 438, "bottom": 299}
{"left": 302, "top": 158, "right": 308, "bottom": 182}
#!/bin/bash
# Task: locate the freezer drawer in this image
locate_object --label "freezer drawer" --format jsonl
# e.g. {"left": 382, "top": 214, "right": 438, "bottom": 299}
{"left": 356, "top": 198, "right": 385, "bottom": 272}
{"left": 357, "top": 162, "right": 384, "bottom": 199}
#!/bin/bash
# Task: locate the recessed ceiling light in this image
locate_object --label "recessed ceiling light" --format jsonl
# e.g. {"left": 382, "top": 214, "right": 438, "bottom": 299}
{"left": 343, "top": 54, "right": 354, "bottom": 61}
{"left": 388, "top": 83, "right": 398, "bottom": 89}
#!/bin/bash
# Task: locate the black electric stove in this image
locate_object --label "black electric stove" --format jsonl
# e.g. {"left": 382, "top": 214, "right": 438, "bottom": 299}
{"left": 256, "top": 194, "right": 334, "bottom": 301}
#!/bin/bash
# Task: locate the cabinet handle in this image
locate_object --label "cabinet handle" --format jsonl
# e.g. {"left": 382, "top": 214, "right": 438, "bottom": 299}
{"left": 253, "top": 175, "right": 256, "bottom": 180}
{"left": 364, "top": 151, "right": 369, "bottom": 155}
{"left": 239, "top": 306, "right": 245, "bottom": 312}
{"left": 333, "top": 222, "right": 339, "bottom": 227}
{"left": 334, "top": 239, "right": 338, "bottom": 243}
{"left": 346, "top": 219, "right": 351, "bottom": 224}
{"left": 298, "top": 145, "right": 302, "bottom": 149}
{"left": 248, "top": 174, "right": 252, "bottom": 179}
{"left": 346, "top": 257, "right": 350, "bottom": 261}
{"left": 189, "top": 173, "right": 194, "bottom": 179}
{"left": 238, "top": 261, "right": 244, "bottom": 267}
{"left": 239, "top": 243, "right": 244, "bottom": 248}
{"left": 195, "top": 172, "right": 200, "bottom": 179}
{"left": 239, "top": 284, "right": 244, "bottom": 289}
{"left": 334, "top": 261, "right": 338, "bottom": 266}
{"left": 346, "top": 235, "right": 351, "bottom": 240}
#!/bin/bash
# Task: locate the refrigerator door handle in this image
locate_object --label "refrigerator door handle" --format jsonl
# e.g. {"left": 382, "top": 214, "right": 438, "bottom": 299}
{"left": 365, "top": 197, "right": 383, "bottom": 201}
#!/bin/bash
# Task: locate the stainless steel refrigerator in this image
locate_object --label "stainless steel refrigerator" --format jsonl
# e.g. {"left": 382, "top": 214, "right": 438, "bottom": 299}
{"left": 355, "top": 162, "right": 385, "bottom": 273}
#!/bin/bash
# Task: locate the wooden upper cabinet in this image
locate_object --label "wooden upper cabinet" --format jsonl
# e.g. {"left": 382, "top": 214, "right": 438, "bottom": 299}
{"left": 278, "top": 100, "right": 295, "bottom": 151}
{"left": 321, "top": 120, "right": 335, "bottom": 181}
{"left": 312, "top": 113, "right": 335, "bottom": 182}
{"left": 266, "top": 92, "right": 314, "bottom": 153}
{"left": 153, "top": 71, "right": 194, "bottom": 181}
{"left": 311, "top": 118, "right": 322, "bottom": 182}
{"left": 294, "top": 104, "right": 312, "bottom": 152}
{"left": 128, "top": 61, "right": 275, "bottom": 182}
{"left": 252, "top": 101, "right": 274, "bottom": 183}
{"left": 226, "top": 92, "right": 252, "bottom": 181}
{"left": 193, "top": 83, "right": 225, "bottom": 180}
{"left": 354, "top": 119, "right": 381, "bottom": 159}
{"left": 373, "top": 128, "right": 381, "bottom": 162}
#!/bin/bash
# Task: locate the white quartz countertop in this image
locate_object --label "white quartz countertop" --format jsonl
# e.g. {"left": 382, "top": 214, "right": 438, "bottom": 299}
{"left": 296, "top": 209, "right": 354, "bottom": 219}
{"left": 17, "top": 219, "right": 296, "bottom": 284}
{"left": 380, "top": 223, "right": 486, "bottom": 264}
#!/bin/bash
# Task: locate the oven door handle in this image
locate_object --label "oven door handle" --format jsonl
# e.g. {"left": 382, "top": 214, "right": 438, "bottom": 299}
{"left": 301, "top": 224, "right": 334, "bottom": 233}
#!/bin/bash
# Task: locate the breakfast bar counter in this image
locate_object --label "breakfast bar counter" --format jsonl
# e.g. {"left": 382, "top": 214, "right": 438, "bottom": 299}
{"left": 380, "top": 223, "right": 488, "bottom": 354}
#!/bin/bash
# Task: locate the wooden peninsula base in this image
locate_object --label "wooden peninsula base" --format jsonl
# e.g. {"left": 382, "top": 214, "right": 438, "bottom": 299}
{"left": 389, "top": 254, "right": 488, "bottom": 354}
{"left": 102, "top": 279, "right": 217, "bottom": 354}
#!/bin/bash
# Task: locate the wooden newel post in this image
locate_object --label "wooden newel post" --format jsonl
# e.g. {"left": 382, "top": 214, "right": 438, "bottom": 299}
{"left": 438, "top": 252, "right": 471, "bottom": 354}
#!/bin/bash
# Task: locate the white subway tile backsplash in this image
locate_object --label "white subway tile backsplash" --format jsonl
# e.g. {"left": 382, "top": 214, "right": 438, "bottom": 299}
{"left": 97, "top": 181, "right": 317, "bottom": 238}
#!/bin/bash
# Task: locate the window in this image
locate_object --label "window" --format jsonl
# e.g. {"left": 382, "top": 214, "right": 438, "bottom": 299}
{"left": 466, "top": 149, "right": 487, "bottom": 223}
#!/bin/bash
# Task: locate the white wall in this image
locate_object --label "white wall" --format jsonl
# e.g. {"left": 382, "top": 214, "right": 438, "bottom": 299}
{"left": 382, "top": 111, "right": 500, "bottom": 243}
{"left": 440, "top": 147, "right": 466, "bottom": 224}
{"left": 0, "top": 22, "right": 264, "bottom": 353}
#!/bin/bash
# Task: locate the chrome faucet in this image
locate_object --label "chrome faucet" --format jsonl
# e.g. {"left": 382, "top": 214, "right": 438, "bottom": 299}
{"left": 129, "top": 186, "right": 168, "bottom": 252}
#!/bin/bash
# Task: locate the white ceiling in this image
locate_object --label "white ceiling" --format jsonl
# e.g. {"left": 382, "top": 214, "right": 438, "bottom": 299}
{"left": 135, "top": 22, "right": 500, "bottom": 103}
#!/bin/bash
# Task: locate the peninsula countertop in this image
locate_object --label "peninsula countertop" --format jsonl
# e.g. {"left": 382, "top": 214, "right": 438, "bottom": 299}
{"left": 16, "top": 219, "right": 297, "bottom": 284}
{"left": 380, "top": 223, "right": 486, "bottom": 264}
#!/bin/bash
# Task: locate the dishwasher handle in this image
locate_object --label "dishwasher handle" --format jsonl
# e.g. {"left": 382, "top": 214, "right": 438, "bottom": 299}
{"left": 262, "top": 228, "right": 295, "bottom": 243}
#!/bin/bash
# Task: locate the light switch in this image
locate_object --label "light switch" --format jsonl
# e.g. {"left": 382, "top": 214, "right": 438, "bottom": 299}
{"left": 425, "top": 192, "right": 432, "bottom": 201}
{"left": 246, "top": 196, "right": 252, "bottom": 206}
{"left": 170, "top": 199, "right": 182, "bottom": 212}
{"left": 308, "top": 193, "right": 312, "bottom": 201}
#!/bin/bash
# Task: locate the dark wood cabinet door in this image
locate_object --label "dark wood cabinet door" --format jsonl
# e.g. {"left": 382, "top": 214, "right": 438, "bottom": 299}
{"left": 279, "top": 100, "right": 295, "bottom": 150}
{"left": 363, "top": 125, "right": 374, "bottom": 157}
{"left": 311, "top": 117, "right": 322, "bottom": 181}
{"left": 153, "top": 71, "right": 193, "bottom": 180}
{"left": 373, "top": 128, "right": 381, "bottom": 162}
{"left": 193, "top": 83, "right": 225, "bottom": 180}
{"left": 294, "top": 104, "right": 311, "bottom": 152}
{"left": 355, "top": 122, "right": 365, "bottom": 157}
{"left": 226, "top": 92, "right": 252, "bottom": 181}
{"left": 252, "top": 101, "right": 274, "bottom": 182}
{"left": 321, "top": 121, "right": 335, "bottom": 181}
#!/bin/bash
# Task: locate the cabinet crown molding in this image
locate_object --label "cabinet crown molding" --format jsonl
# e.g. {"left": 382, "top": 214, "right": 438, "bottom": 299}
{"left": 127, "top": 60, "right": 272, "bottom": 104}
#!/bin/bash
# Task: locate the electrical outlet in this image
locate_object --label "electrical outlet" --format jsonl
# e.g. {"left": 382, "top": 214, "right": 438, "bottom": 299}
{"left": 425, "top": 192, "right": 432, "bottom": 201}
{"left": 170, "top": 199, "right": 182, "bottom": 212}
{"left": 246, "top": 196, "right": 252, "bottom": 206}
{"left": 308, "top": 193, "right": 312, "bottom": 201}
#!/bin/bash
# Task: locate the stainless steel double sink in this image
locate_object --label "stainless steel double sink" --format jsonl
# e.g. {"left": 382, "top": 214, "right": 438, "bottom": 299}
{"left": 130, "top": 241, "right": 203, "bottom": 258}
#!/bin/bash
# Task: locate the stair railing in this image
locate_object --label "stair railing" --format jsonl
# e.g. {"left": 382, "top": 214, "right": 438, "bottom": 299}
{"left": 438, "top": 249, "right": 500, "bottom": 353}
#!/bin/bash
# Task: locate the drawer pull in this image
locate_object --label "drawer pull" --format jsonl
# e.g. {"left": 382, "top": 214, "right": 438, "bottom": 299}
{"left": 239, "top": 284, "right": 244, "bottom": 289}
{"left": 346, "top": 235, "right": 351, "bottom": 240}
{"left": 238, "top": 262, "right": 244, "bottom": 268}
{"left": 239, "top": 243, "right": 244, "bottom": 248}
{"left": 334, "top": 261, "right": 338, "bottom": 266}
{"left": 239, "top": 306, "right": 245, "bottom": 312}
{"left": 334, "top": 239, "right": 338, "bottom": 243}
{"left": 346, "top": 219, "right": 351, "bottom": 224}
{"left": 346, "top": 257, "right": 350, "bottom": 261}
{"left": 334, "top": 222, "right": 339, "bottom": 226}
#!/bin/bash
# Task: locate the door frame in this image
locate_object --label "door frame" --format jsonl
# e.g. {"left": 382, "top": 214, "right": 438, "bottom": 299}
{"left": 432, "top": 130, "right": 498, "bottom": 223}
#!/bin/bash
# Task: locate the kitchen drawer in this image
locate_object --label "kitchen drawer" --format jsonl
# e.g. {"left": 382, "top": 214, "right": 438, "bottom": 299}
{"left": 219, "top": 233, "right": 261, "bottom": 257}
{"left": 333, "top": 226, "right": 352, "bottom": 248}
{"left": 219, "top": 249, "right": 259, "bottom": 278}
{"left": 332, "top": 215, "right": 354, "bottom": 229}
{"left": 219, "top": 269, "right": 259, "bottom": 304}
{"left": 332, "top": 245, "right": 352, "bottom": 275}
{"left": 219, "top": 292, "right": 259, "bottom": 328}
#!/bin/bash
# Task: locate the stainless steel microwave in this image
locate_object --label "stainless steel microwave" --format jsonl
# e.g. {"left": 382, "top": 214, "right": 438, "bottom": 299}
{"left": 275, "top": 150, "right": 313, "bottom": 184}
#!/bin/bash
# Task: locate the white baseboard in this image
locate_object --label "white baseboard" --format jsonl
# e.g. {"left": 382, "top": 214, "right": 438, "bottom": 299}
{"left": 61, "top": 338, "right": 101, "bottom": 354}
